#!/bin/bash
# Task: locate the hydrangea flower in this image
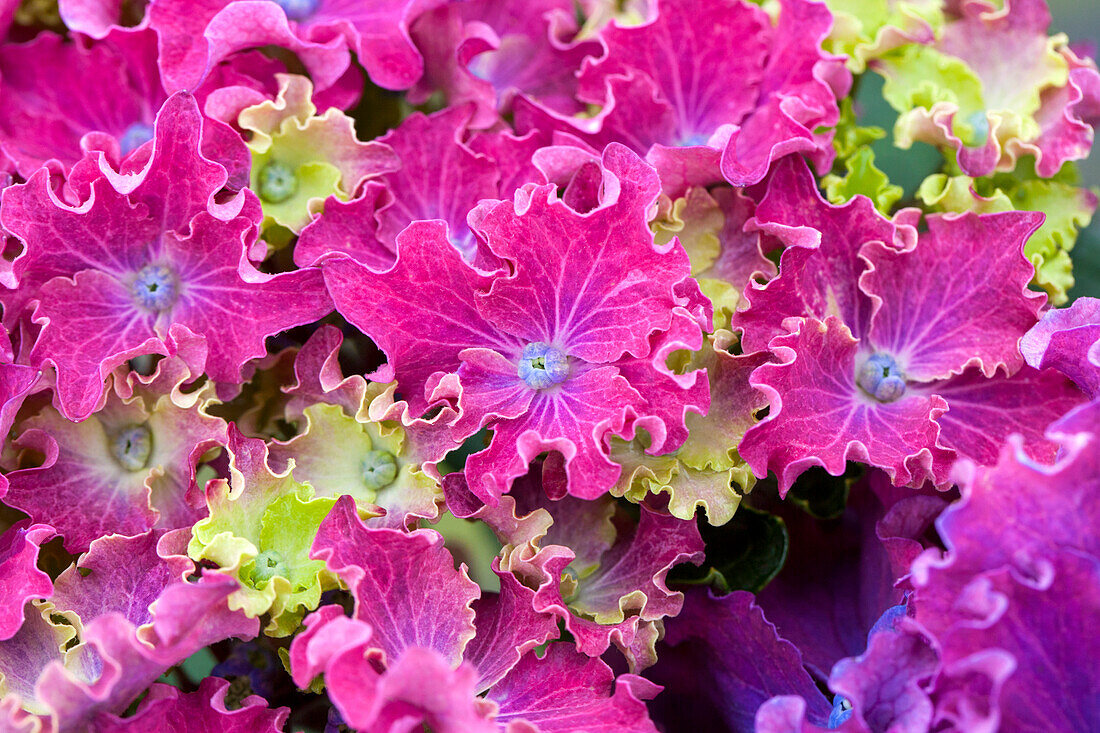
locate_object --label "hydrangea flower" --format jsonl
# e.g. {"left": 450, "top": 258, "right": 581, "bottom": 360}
{"left": 2, "top": 356, "right": 224, "bottom": 552}
{"left": 289, "top": 495, "right": 660, "bottom": 732}
{"left": 515, "top": 0, "right": 850, "bottom": 191}
{"left": 0, "top": 530, "right": 256, "bottom": 730}
{"left": 238, "top": 73, "right": 398, "bottom": 234}
{"left": 876, "top": 0, "right": 1100, "bottom": 178}
{"left": 444, "top": 461, "right": 704, "bottom": 671}
{"left": 0, "top": 92, "right": 333, "bottom": 420}
{"left": 735, "top": 157, "right": 1083, "bottom": 491}
{"left": 322, "top": 144, "right": 708, "bottom": 502}
{"left": 187, "top": 427, "right": 348, "bottom": 636}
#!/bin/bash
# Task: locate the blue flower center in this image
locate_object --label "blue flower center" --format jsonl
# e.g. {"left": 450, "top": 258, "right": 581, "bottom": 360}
{"left": 362, "top": 450, "right": 398, "bottom": 491}
{"left": 131, "top": 264, "right": 179, "bottom": 312}
{"left": 678, "top": 131, "right": 710, "bottom": 146}
{"left": 518, "top": 343, "right": 570, "bottom": 390}
{"left": 828, "top": 696, "right": 854, "bottom": 728}
{"left": 257, "top": 161, "right": 298, "bottom": 203}
{"left": 856, "top": 353, "right": 906, "bottom": 403}
{"left": 248, "top": 549, "right": 288, "bottom": 586}
{"left": 274, "top": 0, "right": 319, "bottom": 21}
{"left": 111, "top": 424, "right": 152, "bottom": 471}
{"left": 118, "top": 122, "right": 154, "bottom": 156}
{"left": 964, "top": 110, "right": 990, "bottom": 147}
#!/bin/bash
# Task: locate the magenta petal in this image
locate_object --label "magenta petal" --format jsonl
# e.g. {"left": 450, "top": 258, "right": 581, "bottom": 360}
{"left": 374, "top": 105, "right": 500, "bottom": 253}
{"left": 149, "top": 0, "right": 350, "bottom": 94}
{"left": 461, "top": 364, "right": 643, "bottom": 503}
{"left": 922, "top": 365, "right": 1085, "bottom": 466}
{"left": 30, "top": 268, "right": 163, "bottom": 419}
{"left": 50, "top": 531, "right": 193, "bottom": 629}
{"left": 472, "top": 144, "right": 685, "bottom": 363}
{"left": 1020, "top": 296, "right": 1100, "bottom": 397}
{"left": 38, "top": 574, "right": 258, "bottom": 731}
{"left": 916, "top": 432, "right": 1100, "bottom": 588}
{"left": 861, "top": 212, "right": 1045, "bottom": 381}
{"left": 719, "top": 0, "right": 849, "bottom": 185}
{"left": 464, "top": 561, "right": 559, "bottom": 691}
{"left": 311, "top": 495, "right": 479, "bottom": 667}
{"left": 331, "top": 645, "right": 494, "bottom": 732}
{"left": 0, "top": 29, "right": 166, "bottom": 178}
{"left": 488, "top": 643, "right": 660, "bottom": 732}
{"left": 0, "top": 523, "right": 55, "bottom": 641}
{"left": 740, "top": 317, "right": 954, "bottom": 493}
{"left": 576, "top": 0, "right": 769, "bottom": 147}
{"left": 929, "top": 552, "right": 1100, "bottom": 732}
{"left": 322, "top": 220, "right": 504, "bottom": 413}
{"left": 0, "top": 363, "right": 39, "bottom": 441}
{"left": 57, "top": 0, "right": 126, "bottom": 37}
{"left": 734, "top": 156, "right": 897, "bottom": 351}
{"left": 827, "top": 623, "right": 938, "bottom": 732}
{"left": 294, "top": 182, "right": 396, "bottom": 269}
{"left": 646, "top": 588, "right": 832, "bottom": 731}
{"left": 305, "top": 0, "right": 447, "bottom": 91}
{"left": 92, "top": 676, "right": 289, "bottom": 732}
{"left": 412, "top": 0, "right": 600, "bottom": 125}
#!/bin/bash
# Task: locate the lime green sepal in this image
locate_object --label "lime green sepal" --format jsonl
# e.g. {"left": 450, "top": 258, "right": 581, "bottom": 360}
{"left": 188, "top": 470, "right": 348, "bottom": 637}
{"left": 823, "top": 147, "right": 904, "bottom": 213}
{"left": 824, "top": 0, "right": 944, "bottom": 73}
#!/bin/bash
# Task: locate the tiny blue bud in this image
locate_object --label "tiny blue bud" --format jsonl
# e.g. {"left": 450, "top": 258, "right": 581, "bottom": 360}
{"left": 130, "top": 264, "right": 179, "bottom": 312}
{"left": 111, "top": 425, "right": 152, "bottom": 472}
{"left": 118, "top": 122, "right": 154, "bottom": 156}
{"left": 518, "top": 342, "right": 570, "bottom": 390}
{"left": 828, "top": 696, "right": 854, "bottom": 728}
{"left": 678, "top": 131, "right": 710, "bottom": 146}
{"left": 964, "top": 110, "right": 990, "bottom": 147}
{"left": 274, "top": 0, "right": 319, "bottom": 21}
{"left": 362, "top": 450, "right": 398, "bottom": 491}
{"left": 856, "top": 353, "right": 906, "bottom": 403}
{"left": 249, "top": 549, "right": 288, "bottom": 586}
{"left": 258, "top": 161, "right": 298, "bottom": 204}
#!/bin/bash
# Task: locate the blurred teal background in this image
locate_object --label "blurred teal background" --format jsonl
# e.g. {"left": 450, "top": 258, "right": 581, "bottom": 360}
{"left": 1051, "top": 0, "right": 1100, "bottom": 299}
{"left": 859, "top": 0, "right": 1100, "bottom": 300}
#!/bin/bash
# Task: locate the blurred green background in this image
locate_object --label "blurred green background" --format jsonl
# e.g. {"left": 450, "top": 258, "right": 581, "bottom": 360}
{"left": 859, "top": 0, "right": 1099, "bottom": 300}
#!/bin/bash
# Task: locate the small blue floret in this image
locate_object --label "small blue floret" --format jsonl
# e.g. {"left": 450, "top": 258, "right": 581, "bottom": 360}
{"left": 362, "top": 450, "right": 399, "bottom": 491}
{"left": 518, "top": 342, "right": 570, "bottom": 390}
{"left": 111, "top": 424, "right": 152, "bottom": 472}
{"left": 118, "top": 122, "right": 154, "bottom": 156}
{"left": 131, "top": 264, "right": 179, "bottom": 312}
{"left": 275, "top": 0, "right": 320, "bottom": 22}
{"left": 257, "top": 161, "right": 299, "bottom": 204}
{"left": 856, "top": 353, "right": 906, "bottom": 403}
{"left": 828, "top": 696, "right": 854, "bottom": 728}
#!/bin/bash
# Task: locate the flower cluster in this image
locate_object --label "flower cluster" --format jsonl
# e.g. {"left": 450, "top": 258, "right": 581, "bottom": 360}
{"left": 0, "top": 0, "right": 1097, "bottom": 731}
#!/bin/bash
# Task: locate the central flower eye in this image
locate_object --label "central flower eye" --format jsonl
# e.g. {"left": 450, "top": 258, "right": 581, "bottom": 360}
{"left": 274, "top": 0, "right": 319, "bottom": 21}
{"left": 118, "top": 122, "right": 154, "bottom": 156}
{"left": 258, "top": 161, "right": 299, "bottom": 203}
{"left": 131, "top": 264, "right": 179, "bottom": 312}
{"left": 362, "top": 450, "right": 398, "bottom": 491}
{"left": 249, "top": 549, "right": 288, "bottom": 586}
{"left": 518, "top": 342, "right": 570, "bottom": 390}
{"left": 111, "top": 424, "right": 152, "bottom": 471}
{"left": 856, "top": 353, "right": 906, "bottom": 403}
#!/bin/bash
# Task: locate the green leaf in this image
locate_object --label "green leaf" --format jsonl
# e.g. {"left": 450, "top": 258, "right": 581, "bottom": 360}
{"left": 669, "top": 507, "right": 789, "bottom": 594}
